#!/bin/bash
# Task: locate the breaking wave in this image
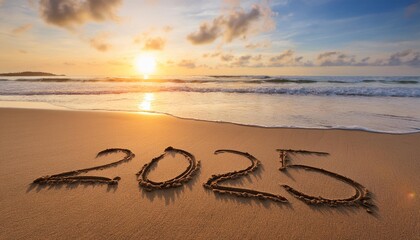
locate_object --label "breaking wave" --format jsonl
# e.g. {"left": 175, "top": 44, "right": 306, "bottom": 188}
{"left": 1, "top": 86, "right": 419, "bottom": 97}
{"left": 0, "top": 76, "right": 418, "bottom": 84}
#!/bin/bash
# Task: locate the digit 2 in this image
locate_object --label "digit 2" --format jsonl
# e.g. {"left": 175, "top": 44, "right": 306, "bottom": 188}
{"left": 33, "top": 148, "right": 134, "bottom": 185}
{"left": 204, "top": 149, "right": 288, "bottom": 203}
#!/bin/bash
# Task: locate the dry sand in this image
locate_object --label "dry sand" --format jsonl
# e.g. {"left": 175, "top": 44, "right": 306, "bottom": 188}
{"left": 0, "top": 107, "right": 419, "bottom": 239}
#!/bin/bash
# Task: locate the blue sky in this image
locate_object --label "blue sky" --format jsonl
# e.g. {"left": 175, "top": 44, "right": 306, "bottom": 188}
{"left": 0, "top": 0, "right": 419, "bottom": 76}
{"left": 270, "top": 0, "right": 420, "bottom": 50}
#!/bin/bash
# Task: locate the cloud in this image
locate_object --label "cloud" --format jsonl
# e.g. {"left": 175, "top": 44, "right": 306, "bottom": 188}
{"left": 231, "top": 55, "right": 253, "bottom": 67}
{"left": 210, "top": 49, "right": 420, "bottom": 68}
{"left": 210, "top": 52, "right": 221, "bottom": 57}
{"left": 12, "top": 24, "right": 33, "bottom": 35}
{"left": 223, "top": 5, "right": 263, "bottom": 42}
{"left": 134, "top": 27, "right": 170, "bottom": 50}
{"left": 39, "top": 0, "right": 122, "bottom": 30}
{"left": 315, "top": 49, "right": 420, "bottom": 67}
{"left": 187, "top": 49, "right": 420, "bottom": 69}
{"left": 204, "top": 51, "right": 262, "bottom": 66}
{"left": 317, "top": 51, "right": 355, "bottom": 66}
{"left": 360, "top": 57, "right": 370, "bottom": 63}
{"left": 252, "top": 54, "right": 262, "bottom": 61}
{"left": 227, "top": 54, "right": 269, "bottom": 68}
{"left": 386, "top": 49, "right": 420, "bottom": 67}
{"left": 245, "top": 40, "right": 271, "bottom": 49}
{"left": 187, "top": 18, "right": 222, "bottom": 45}
{"left": 177, "top": 59, "right": 196, "bottom": 68}
{"left": 268, "top": 50, "right": 309, "bottom": 67}
{"left": 187, "top": 3, "right": 274, "bottom": 45}
{"left": 202, "top": 52, "right": 220, "bottom": 58}
{"left": 295, "top": 56, "right": 303, "bottom": 62}
{"left": 270, "top": 50, "right": 294, "bottom": 63}
{"left": 405, "top": 1, "right": 420, "bottom": 18}
{"left": 317, "top": 51, "right": 337, "bottom": 59}
{"left": 89, "top": 32, "right": 111, "bottom": 52}
{"left": 143, "top": 37, "right": 166, "bottom": 50}
{"left": 221, "top": 54, "right": 234, "bottom": 62}
{"left": 203, "top": 51, "right": 226, "bottom": 58}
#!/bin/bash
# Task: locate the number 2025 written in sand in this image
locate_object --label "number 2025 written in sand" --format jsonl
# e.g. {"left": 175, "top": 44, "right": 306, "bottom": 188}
{"left": 33, "top": 147, "right": 375, "bottom": 213}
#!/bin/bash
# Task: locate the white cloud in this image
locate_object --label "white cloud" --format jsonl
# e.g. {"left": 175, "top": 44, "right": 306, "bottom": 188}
{"left": 187, "top": 3, "right": 275, "bottom": 45}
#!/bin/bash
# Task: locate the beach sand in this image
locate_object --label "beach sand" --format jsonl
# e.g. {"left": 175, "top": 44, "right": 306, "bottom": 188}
{"left": 0, "top": 107, "right": 419, "bottom": 239}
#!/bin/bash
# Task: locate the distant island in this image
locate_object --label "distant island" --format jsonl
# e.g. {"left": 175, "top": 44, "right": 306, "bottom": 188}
{"left": 0, "top": 71, "right": 65, "bottom": 76}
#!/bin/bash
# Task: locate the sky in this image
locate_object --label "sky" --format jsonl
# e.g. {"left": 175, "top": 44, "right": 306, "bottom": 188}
{"left": 0, "top": 0, "right": 419, "bottom": 76}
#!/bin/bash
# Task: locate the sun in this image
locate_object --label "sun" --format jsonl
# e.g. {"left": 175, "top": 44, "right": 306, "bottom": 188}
{"left": 134, "top": 54, "right": 157, "bottom": 79}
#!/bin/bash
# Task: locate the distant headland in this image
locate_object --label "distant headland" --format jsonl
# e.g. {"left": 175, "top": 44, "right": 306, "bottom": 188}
{"left": 0, "top": 71, "right": 65, "bottom": 76}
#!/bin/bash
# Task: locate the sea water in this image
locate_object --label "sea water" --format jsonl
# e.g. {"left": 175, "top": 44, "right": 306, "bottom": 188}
{"left": 1, "top": 75, "right": 419, "bottom": 133}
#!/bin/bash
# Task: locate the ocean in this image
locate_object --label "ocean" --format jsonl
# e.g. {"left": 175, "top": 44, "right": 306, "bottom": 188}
{"left": 1, "top": 75, "right": 419, "bottom": 133}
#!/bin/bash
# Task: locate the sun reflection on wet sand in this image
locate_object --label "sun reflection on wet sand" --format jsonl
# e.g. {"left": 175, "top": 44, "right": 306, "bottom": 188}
{"left": 138, "top": 93, "right": 155, "bottom": 111}
{"left": 407, "top": 191, "right": 416, "bottom": 200}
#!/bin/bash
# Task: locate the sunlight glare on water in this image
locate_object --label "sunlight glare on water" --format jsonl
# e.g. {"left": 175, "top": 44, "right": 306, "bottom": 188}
{"left": 138, "top": 93, "right": 155, "bottom": 111}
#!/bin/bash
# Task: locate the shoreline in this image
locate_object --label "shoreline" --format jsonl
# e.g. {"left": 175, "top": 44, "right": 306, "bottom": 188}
{"left": 1, "top": 100, "right": 418, "bottom": 135}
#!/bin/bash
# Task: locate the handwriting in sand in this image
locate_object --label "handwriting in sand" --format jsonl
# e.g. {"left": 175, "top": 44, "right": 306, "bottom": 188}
{"left": 32, "top": 147, "right": 375, "bottom": 213}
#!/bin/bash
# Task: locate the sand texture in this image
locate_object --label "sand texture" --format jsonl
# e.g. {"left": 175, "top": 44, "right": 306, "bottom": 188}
{"left": 0, "top": 108, "right": 419, "bottom": 239}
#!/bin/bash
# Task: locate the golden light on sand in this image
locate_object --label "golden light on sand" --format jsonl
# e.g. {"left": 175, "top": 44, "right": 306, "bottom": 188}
{"left": 407, "top": 191, "right": 415, "bottom": 200}
{"left": 134, "top": 54, "right": 157, "bottom": 79}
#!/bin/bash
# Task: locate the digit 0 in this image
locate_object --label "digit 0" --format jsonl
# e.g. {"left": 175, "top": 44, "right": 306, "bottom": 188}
{"left": 137, "top": 146, "right": 200, "bottom": 191}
